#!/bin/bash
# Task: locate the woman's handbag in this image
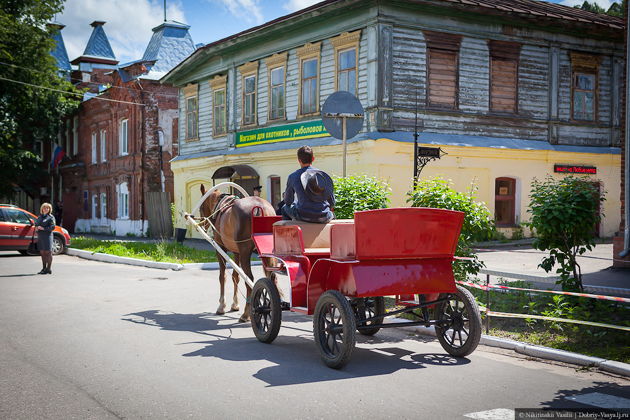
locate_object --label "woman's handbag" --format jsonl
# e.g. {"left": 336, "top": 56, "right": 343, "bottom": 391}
{"left": 27, "top": 232, "right": 38, "bottom": 254}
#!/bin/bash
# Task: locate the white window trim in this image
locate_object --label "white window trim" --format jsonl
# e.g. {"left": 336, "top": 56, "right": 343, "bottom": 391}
{"left": 117, "top": 182, "right": 129, "bottom": 220}
{"left": 91, "top": 132, "right": 97, "bottom": 164}
{"left": 119, "top": 119, "right": 128, "bottom": 156}
{"left": 100, "top": 192, "right": 107, "bottom": 220}
{"left": 91, "top": 194, "right": 98, "bottom": 219}
{"left": 100, "top": 129, "right": 106, "bottom": 162}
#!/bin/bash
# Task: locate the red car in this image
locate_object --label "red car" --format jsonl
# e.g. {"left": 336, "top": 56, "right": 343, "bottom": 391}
{"left": 0, "top": 204, "right": 71, "bottom": 255}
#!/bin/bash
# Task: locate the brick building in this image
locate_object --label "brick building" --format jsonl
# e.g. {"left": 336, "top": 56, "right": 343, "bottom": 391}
{"left": 57, "top": 20, "right": 195, "bottom": 236}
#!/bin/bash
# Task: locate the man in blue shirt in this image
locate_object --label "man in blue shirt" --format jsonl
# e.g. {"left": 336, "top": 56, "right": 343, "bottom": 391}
{"left": 281, "top": 145, "right": 335, "bottom": 223}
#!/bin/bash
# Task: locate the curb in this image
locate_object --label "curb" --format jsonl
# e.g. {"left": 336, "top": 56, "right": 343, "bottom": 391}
{"left": 399, "top": 322, "right": 630, "bottom": 377}
{"left": 67, "top": 248, "right": 184, "bottom": 271}
{"left": 181, "top": 261, "right": 263, "bottom": 270}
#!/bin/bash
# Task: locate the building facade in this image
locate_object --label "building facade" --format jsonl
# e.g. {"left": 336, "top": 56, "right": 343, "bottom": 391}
{"left": 162, "top": 0, "right": 624, "bottom": 239}
{"left": 58, "top": 21, "right": 194, "bottom": 235}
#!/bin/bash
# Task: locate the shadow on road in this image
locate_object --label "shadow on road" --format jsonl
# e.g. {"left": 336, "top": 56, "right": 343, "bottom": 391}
{"left": 540, "top": 381, "right": 630, "bottom": 409}
{"left": 122, "top": 309, "right": 471, "bottom": 386}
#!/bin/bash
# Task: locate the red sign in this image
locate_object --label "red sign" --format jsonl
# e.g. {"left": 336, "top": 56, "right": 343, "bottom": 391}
{"left": 554, "top": 164, "right": 596, "bottom": 174}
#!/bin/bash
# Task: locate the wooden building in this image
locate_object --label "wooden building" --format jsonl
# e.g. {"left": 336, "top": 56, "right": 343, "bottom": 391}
{"left": 162, "top": 0, "right": 625, "bottom": 238}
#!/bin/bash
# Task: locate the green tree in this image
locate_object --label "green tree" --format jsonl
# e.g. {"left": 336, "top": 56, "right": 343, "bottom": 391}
{"left": 406, "top": 177, "right": 495, "bottom": 281}
{"left": 0, "top": 0, "right": 79, "bottom": 198}
{"left": 606, "top": 0, "right": 626, "bottom": 17}
{"left": 332, "top": 175, "right": 391, "bottom": 219}
{"left": 574, "top": 0, "right": 626, "bottom": 16}
{"left": 525, "top": 176, "right": 605, "bottom": 292}
{"left": 574, "top": 1, "right": 606, "bottom": 14}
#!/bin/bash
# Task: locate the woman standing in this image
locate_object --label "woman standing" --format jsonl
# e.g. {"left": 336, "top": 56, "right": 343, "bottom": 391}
{"left": 36, "top": 202, "right": 56, "bottom": 274}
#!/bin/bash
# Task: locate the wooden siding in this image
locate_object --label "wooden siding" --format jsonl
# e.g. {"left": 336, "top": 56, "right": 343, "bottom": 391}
{"left": 518, "top": 44, "right": 549, "bottom": 120}
{"left": 459, "top": 37, "right": 489, "bottom": 113}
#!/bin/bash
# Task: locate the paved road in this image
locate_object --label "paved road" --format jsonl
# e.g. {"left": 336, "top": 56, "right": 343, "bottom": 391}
{"left": 0, "top": 251, "right": 628, "bottom": 419}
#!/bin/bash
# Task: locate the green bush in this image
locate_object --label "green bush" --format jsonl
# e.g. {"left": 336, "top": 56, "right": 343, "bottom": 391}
{"left": 525, "top": 175, "right": 605, "bottom": 291}
{"left": 406, "top": 177, "right": 495, "bottom": 280}
{"left": 332, "top": 175, "right": 391, "bottom": 219}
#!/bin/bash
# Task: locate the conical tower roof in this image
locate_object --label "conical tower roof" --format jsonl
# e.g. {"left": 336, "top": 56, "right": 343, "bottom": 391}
{"left": 71, "top": 21, "right": 118, "bottom": 66}
{"left": 48, "top": 22, "right": 71, "bottom": 74}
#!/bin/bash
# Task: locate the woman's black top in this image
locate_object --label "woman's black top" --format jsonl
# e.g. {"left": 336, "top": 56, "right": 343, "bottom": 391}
{"left": 35, "top": 214, "right": 56, "bottom": 251}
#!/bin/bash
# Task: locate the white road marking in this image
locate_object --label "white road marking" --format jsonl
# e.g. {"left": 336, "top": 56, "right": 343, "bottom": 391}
{"left": 463, "top": 408, "right": 515, "bottom": 420}
{"left": 566, "top": 392, "right": 630, "bottom": 408}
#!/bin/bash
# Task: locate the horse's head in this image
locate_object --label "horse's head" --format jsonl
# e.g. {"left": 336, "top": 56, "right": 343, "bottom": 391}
{"left": 199, "top": 184, "right": 222, "bottom": 221}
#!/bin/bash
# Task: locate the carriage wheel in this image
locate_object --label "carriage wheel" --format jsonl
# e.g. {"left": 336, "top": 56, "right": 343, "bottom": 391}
{"left": 434, "top": 285, "right": 482, "bottom": 357}
{"left": 251, "top": 277, "right": 282, "bottom": 344}
{"left": 354, "top": 297, "right": 385, "bottom": 336}
{"left": 313, "top": 291, "right": 357, "bottom": 369}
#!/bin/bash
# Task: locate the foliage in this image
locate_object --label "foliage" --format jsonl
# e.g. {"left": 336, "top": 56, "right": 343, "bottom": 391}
{"left": 525, "top": 176, "right": 604, "bottom": 291}
{"left": 332, "top": 175, "right": 391, "bottom": 219}
{"left": 0, "top": 0, "right": 80, "bottom": 198}
{"left": 574, "top": 0, "right": 626, "bottom": 17}
{"left": 70, "top": 237, "right": 220, "bottom": 264}
{"left": 406, "top": 177, "right": 495, "bottom": 280}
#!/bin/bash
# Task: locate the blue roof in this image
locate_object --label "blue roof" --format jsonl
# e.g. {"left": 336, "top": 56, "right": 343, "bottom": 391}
{"left": 49, "top": 23, "right": 71, "bottom": 72}
{"left": 83, "top": 21, "right": 116, "bottom": 59}
{"left": 141, "top": 21, "right": 195, "bottom": 74}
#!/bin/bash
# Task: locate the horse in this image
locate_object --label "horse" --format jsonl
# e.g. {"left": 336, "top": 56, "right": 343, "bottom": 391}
{"left": 198, "top": 184, "right": 276, "bottom": 322}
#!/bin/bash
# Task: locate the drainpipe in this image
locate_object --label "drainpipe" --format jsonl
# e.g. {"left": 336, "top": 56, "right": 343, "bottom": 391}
{"left": 621, "top": 7, "right": 630, "bottom": 258}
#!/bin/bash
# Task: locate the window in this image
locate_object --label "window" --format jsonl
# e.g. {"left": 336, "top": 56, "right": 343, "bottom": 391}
{"left": 489, "top": 41, "right": 520, "bottom": 114}
{"left": 65, "top": 120, "right": 71, "bottom": 157}
{"left": 4, "top": 209, "right": 31, "bottom": 224}
{"left": 119, "top": 119, "right": 128, "bottom": 155}
{"left": 186, "top": 96, "right": 198, "bottom": 139}
{"left": 331, "top": 31, "right": 360, "bottom": 97}
{"left": 91, "top": 132, "right": 97, "bottom": 164}
{"left": 100, "top": 129, "right": 106, "bottom": 162}
{"left": 239, "top": 61, "right": 258, "bottom": 126}
{"left": 117, "top": 182, "right": 129, "bottom": 219}
{"left": 213, "top": 89, "right": 226, "bottom": 135}
{"left": 337, "top": 49, "right": 357, "bottom": 95}
{"left": 424, "top": 31, "right": 461, "bottom": 109}
{"left": 100, "top": 192, "right": 107, "bottom": 219}
{"left": 297, "top": 42, "right": 321, "bottom": 116}
{"left": 72, "top": 116, "right": 78, "bottom": 156}
{"left": 495, "top": 177, "right": 516, "bottom": 226}
{"left": 91, "top": 194, "right": 98, "bottom": 219}
{"left": 210, "top": 74, "right": 227, "bottom": 137}
{"left": 182, "top": 83, "right": 198, "bottom": 141}
{"left": 269, "top": 175, "right": 281, "bottom": 208}
{"left": 269, "top": 67, "right": 285, "bottom": 120}
{"left": 243, "top": 75, "right": 256, "bottom": 125}
{"left": 301, "top": 58, "right": 318, "bottom": 115}
{"left": 570, "top": 52, "right": 599, "bottom": 122}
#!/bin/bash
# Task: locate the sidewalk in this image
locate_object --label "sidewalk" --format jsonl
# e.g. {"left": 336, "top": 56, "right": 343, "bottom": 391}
{"left": 475, "top": 240, "right": 630, "bottom": 295}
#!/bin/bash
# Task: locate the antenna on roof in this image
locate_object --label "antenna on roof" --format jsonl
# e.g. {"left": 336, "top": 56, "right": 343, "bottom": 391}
{"left": 163, "top": 0, "right": 167, "bottom": 22}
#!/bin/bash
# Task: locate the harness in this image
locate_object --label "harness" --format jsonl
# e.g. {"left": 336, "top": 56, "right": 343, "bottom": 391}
{"left": 200, "top": 194, "right": 252, "bottom": 244}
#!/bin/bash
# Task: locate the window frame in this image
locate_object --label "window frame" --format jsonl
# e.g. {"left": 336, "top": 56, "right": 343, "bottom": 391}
{"left": 209, "top": 75, "right": 227, "bottom": 137}
{"left": 182, "top": 84, "right": 199, "bottom": 141}
{"left": 297, "top": 42, "right": 321, "bottom": 117}
{"left": 238, "top": 61, "right": 259, "bottom": 127}
{"left": 100, "top": 192, "right": 107, "bottom": 220}
{"left": 91, "top": 194, "right": 98, "bottom": 219}
{"left": 569, "top": 52, "right": 600, "bottom": 123}
{"left": 100, "top": 129, "right": 107, "bottom": 162}
{"left": 117, "top": 182, "right": 129, "bottom": 220}
{"left": 91, "top": 132, "right": 97, "bottom": 164}
{"left": 331, "top": 31, "right": 361, "bottom": 97}
{"left": 424, "top": 31, "right": 462, "bottom": 110}
{"left": 267, "top": 55, "right": 287, "bottom": 121}
{"left": 119, "top": 119, "right": 128, "bottom": 156}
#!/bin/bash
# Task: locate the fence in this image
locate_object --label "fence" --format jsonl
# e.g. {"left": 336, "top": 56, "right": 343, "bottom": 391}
{"left": 457, "top": 273, "right": 630, "bottom": 334}
{"left": 146, "top": 192, "right": 173, "bottom": 239}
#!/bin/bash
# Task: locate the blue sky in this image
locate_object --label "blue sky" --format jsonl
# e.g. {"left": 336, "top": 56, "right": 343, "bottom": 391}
{"left": 58, "top": 0, "right": 621, "bottom": 65}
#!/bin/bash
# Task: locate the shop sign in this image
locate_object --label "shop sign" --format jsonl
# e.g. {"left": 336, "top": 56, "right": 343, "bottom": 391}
{"left": 236, "top": 120, "right": 329, "bottom": 148}
{"left": 553, "top": 164, "right": 597, "bottom": 174}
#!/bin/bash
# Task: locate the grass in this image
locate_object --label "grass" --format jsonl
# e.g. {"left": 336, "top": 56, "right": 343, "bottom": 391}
{"left": 390, "top": 281, "right": 630, "bottom": 364}
{"left": 70, "top": 236, "right": 219, "bottom": 264}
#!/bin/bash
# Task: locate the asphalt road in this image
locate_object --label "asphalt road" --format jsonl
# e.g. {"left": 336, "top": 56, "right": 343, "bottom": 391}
{"left": 0, "top": 251, "right": 628, "bottom": 420}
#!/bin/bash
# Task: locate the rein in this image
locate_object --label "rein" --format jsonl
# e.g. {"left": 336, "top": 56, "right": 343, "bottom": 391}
{"left": 199, "top": 194, "right": 253, "bottom": 244}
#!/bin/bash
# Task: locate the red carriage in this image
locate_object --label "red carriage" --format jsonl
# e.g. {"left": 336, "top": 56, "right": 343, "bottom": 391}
{"left": 248, "top": 207, "right": 482, "bottom": 368}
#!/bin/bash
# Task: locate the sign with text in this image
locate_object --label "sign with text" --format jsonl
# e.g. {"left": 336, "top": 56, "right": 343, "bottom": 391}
{"left": 236, "top": 120, "right": 329, "bottom": 148}
{"left": 554, "top": 164, "right": 597, "bottom": 175}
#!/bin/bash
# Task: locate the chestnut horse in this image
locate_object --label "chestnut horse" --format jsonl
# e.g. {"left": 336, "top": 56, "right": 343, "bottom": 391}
{"left": 199, "top": 184, "right": 276, "bottom": 322}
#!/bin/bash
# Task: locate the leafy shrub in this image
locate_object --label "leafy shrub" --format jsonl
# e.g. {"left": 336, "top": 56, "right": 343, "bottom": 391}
{"left": 333, "top": 175, "right": 391, "bottom": 219}
{"left": 407, "top": 177, "right": 495, "bottom": 280}
{"left": 525, "top": 176, "right": 605, "bottom": 291}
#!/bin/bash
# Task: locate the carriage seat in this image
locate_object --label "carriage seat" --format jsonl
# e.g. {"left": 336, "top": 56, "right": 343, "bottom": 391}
{"left": 273, "top": 219, "right": 353, "bottom": 254}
